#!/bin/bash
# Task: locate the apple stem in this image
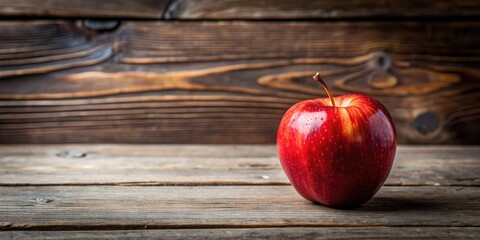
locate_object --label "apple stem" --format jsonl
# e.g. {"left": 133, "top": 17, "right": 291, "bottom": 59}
{"left": 313, "top": 72, "right": 336, "bottom": 107}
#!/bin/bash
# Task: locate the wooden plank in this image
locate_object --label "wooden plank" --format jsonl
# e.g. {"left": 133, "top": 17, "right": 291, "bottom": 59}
{"left": 0, "top": 0, "right": 169, "bottom": 19}
{"left": 0, "top": 145, "right": 478, "bottom": 186}
{"left": 1, "top": 0, "right": 479, "bottom": 20}
{"left": 0, "top": 186, "right": 478, "bottom": 230}
{"left": 167, "top": 0, "right": 480, "bottom": 19}
{"left": 1, "top": 227, "right": 479, "bottom": 239}
{"left": 1, "top": 21, "right": 480, "bottom": 144}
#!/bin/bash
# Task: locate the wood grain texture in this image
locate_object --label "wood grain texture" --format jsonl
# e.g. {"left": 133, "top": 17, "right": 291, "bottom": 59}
{"left": 167, "top": 0, "right": 480, "bottom": 19}
{"left": 0, "top": 0, "right": 169, "bottom": 19}
{"left": 0, "top": 21, "right": 113, "bottom": 78}
{"left": 0, "top": 145, "right": 479, "bottom": 186}
{"left": 0, "top": 185, "right": 478, "bottom": 230}
{"left": 0, "top": 144, "right": 478, "bottom": 236}
{"left": 0, "top": 21, "right": 479, "bottom": 144}
{"left": 1, "top": 227, "right": 479, "bottom": 239}
{"left": 1, "top": 0, "right": 477, "bottom": 19}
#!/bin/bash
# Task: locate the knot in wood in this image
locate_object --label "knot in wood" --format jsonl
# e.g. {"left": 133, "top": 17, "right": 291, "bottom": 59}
{"left": 34, "top": 198, "right": 54, "bottom": 204}
{"left": 375, "top": 52, "right": 391, "bottom": 70}
{"left": 55, "top": 151, "right": 86, "bottom": 159}
{"left": 413, "top": 111, "right": 441, "bottom": 135}
{"left": 82, "top": 20, "right": 121, "bottom": 32}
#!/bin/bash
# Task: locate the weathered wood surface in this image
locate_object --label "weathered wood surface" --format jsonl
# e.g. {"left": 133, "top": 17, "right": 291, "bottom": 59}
{"left": 0, "top": 145, "right": 479, "bottom": 186}
{"left": 1, "top": 227, "right": 479, "bottom": 240}
{"left": 0, "top": 185, "right": 478, "bottom": 230}
{"left": 0, "top": 144, "right": 478, "bottom": 237}
{"left": 0, "top": 0, "right": 170, "bottom": 19}
{"left": 0, "top": 21, "right": 479, "bottom": 144}
{"left": 1, "top": 0, "right": 479, "bottom": 19}
{"left": 167, "top": 0, "right": 480, "bottom": 19}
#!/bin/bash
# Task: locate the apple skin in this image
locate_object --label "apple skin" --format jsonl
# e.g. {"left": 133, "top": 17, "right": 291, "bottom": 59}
{"left": 277, "top": 94, "right": 396, "bottom": 207}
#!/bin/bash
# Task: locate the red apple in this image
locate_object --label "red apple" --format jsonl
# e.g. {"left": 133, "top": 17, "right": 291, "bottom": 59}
{"left": 277, "top": 73, "right": 397, "bottom": 207}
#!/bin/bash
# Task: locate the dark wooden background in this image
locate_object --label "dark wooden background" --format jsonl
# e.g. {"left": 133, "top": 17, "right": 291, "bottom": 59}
{"left": 0, "top": 0, "right": 479, "bottom": 144}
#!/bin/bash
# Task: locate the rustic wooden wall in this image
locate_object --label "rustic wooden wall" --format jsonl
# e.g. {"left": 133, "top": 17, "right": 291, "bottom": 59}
{"left": 0, "top": 0, "right": 479, "bottom": 144}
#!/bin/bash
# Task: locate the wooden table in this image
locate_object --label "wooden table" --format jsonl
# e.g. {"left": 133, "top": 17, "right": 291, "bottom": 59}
{"left": 0, "top": 145, "right": 479, "bottom": 239}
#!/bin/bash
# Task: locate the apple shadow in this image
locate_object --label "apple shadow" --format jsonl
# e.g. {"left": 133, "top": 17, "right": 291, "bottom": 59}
{"left": 312, "top": 196, "right": 445, "bottom": 212}
{"left": 358, "top": 196, "right": 444, "bottom": 212}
